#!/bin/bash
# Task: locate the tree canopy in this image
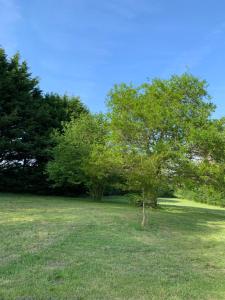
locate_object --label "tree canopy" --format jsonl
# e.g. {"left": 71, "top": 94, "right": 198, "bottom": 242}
{"left": 47, "top": 114, "right": 122, "bottom": 200}
{"left": 0, "top": 48, "right": 88, "bottom": 193}
{"left": 0, "top": 47, "right": 224, "bottom": 208}
{"left": 106, "top": 74, "right": 219, "bottom": 207}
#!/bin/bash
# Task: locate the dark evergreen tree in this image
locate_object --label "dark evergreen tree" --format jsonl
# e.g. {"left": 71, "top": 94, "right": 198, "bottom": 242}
{"left": 0, "top": 48, "right": 88, "bottom": 193}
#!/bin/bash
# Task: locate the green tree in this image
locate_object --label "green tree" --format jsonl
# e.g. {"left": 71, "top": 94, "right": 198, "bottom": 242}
{"left": 0, "top": 48, "right": 88, "bottom": 193}
{"left": 107, "top": 73, "right": 215, "bottom": 221}
{"left": 179, "top": 117, "right": 225, "bottom": 206}
{"left": 47, "top": 114, "right": 122, "bottom": 200}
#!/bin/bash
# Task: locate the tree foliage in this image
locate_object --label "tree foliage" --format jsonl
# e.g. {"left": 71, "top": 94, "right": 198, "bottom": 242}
{"left": 1, "top": 46, "right": 224, "bottom": 208}
{"left": 0, "top": 48, "right": 88, "bottom": 193}
{"left": 47, "top": 114, "right": 122, "bottom": 200}
{"left": 107, "top": 73, "right": 217, "bottom": 208}
{"left": 178, "top": 117, "right": 225, "bottom": 205}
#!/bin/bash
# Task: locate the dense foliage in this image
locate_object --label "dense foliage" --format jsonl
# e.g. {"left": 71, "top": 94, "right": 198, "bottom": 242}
{"left": 0, "top": 47, "right": 224, "bottom": 207}
{"left": 107, "top": 74, "right": 223, "bottom": 208}
{"left": 47, "top": 74, "right": 225, "bottom": 208}
{"left": 0, "top": 48, "right": 88, "bottom": 193}
{"left": 47, "top": 114, "right": 122, "bottom": 199}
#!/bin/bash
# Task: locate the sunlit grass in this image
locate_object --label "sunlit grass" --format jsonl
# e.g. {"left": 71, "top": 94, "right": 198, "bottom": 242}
{"left": 0, "top": 193, "right": 225, "bottom": 299}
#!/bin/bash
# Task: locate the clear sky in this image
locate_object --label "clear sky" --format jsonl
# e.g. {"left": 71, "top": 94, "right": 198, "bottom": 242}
{"left": 0, "top": 0, "right": 225, "bottom": 117}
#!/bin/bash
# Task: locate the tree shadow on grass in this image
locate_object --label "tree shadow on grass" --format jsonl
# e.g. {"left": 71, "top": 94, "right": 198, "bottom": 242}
{"left": 148, "top": 202, "right": 225, "bottom": 238}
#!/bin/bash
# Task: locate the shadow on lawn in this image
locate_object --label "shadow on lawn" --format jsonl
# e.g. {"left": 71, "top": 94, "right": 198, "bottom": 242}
{"left": 161, "top": 203, "right": 225, "bottom": 217}
{"left": 159, "top": 198, "right": 181, "bottom": 203}
{"left": 1, "top": 193, "right": 225, "bottom": 237}
{"left": 148, "top": 203, "right": 225, "bottom": 238}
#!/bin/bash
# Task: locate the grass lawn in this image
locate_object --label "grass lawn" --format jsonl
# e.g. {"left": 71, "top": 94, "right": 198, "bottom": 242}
{"left": 0, "top": 194, "right": 225, "bottom": 300}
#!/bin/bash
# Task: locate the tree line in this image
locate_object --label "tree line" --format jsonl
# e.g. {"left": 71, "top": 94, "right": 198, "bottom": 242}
{"left": 1, "top": 48, "right": 225, "bottom": 209}
{"left": 0, "top": 48, "right": 88, "bottom": 194}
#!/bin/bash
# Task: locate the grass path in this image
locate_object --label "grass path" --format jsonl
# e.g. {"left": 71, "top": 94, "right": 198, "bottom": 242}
{"left": 0, "top": 193, "right": 225, "bottom": 299}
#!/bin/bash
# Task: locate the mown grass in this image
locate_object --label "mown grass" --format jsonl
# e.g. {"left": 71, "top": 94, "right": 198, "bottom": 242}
{"left": 0, "top": 193, "right": 225, "bottom": 300}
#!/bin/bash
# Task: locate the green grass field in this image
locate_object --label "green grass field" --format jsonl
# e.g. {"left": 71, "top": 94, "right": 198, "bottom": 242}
{"left": 0, "top": 194, "right": 225, "bottom": 300}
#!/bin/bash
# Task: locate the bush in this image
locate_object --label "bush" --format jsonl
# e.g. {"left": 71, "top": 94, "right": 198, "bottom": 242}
{"left": 176, "top": 186, "right": 225, "bottom": 207}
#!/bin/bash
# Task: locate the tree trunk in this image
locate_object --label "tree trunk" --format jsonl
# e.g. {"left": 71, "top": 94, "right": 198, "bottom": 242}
{"left": 149, "top": 195, "right": 158, "bottom": 208}
{"left": 141, "top": 188, "right": 148, "bottom": 227}
{"left": 140, "top": 188, "right": 158, "bottom": 227}
{"left": 146, "top": 189, "right": 158, "bottom": 208}
{"left": 141, "top": 200, "right": 146, "bottom": 228}
{"left": 90, "top": 184, "right": 104, "bottom": 201}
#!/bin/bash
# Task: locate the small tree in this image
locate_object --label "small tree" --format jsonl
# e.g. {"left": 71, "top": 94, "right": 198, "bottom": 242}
{"left": 47, "top": 114, "right": 121, "bottom": 200}
{"left": 107, "top": 73, "right": 215, "bottom": 219}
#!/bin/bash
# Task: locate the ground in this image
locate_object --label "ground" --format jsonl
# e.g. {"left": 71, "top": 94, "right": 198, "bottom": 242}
{"left": 0, "top": 194, "right": 225, "bottom": 300}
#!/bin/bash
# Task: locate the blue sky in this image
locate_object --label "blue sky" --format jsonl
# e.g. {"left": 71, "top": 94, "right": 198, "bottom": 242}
{"left": 0, "top": 0, "right": 225, "bottom": 117}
